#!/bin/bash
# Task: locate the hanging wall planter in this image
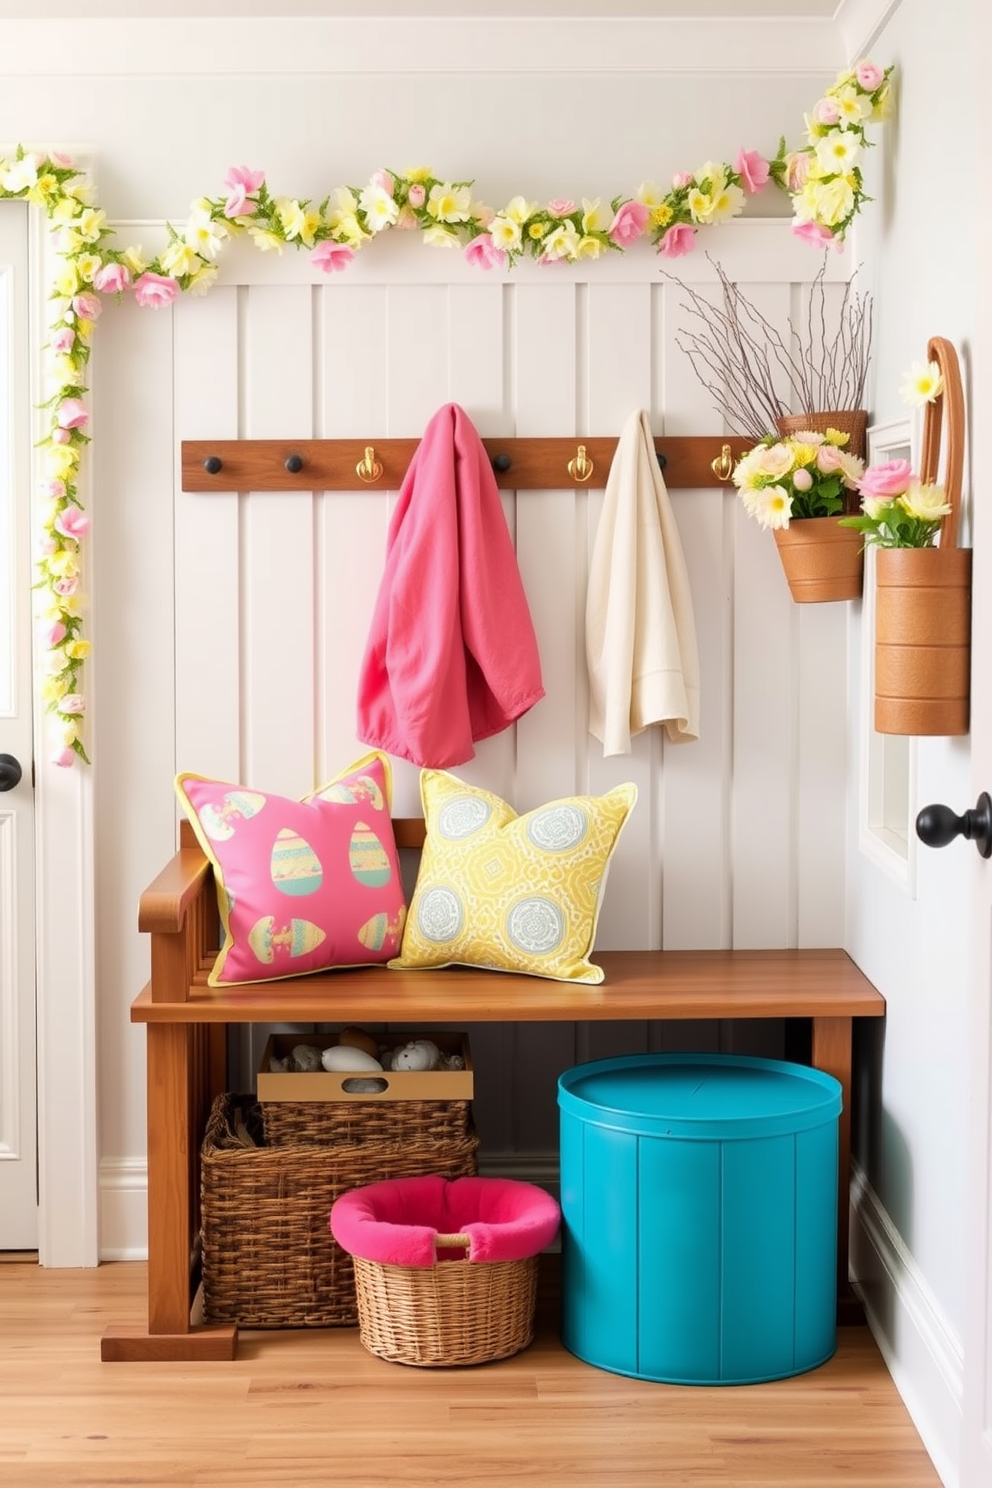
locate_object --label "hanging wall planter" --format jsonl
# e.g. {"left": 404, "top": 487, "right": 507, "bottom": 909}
{"left": 773, "top": 518, "right": 866, "bottom": 603}
{"left": 873, "top": 338, "right": 971, "bottom": 736}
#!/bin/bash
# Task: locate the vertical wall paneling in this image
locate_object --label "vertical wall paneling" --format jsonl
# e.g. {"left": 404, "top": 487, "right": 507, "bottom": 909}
{"left": 174, "top": 290, "right": 241, "bottom": 783}
{"left": 242, "top": 286, "right": 315, "bottom": 796}
{"left": 316, "top": 284, "right": 390, "bottom": 783}
{"left": 796, "top": 603, "right": 848, "bottom": 945}
{"left": 656, "top": 277, "right": 733, "bottom": 954}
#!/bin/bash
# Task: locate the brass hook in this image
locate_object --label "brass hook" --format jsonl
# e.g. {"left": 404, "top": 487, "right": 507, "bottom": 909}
{"left": 356, "top": 445, "right": 383, "bottom": 484}
{"left": 567, "top": 444, "right": 594, "bottom": 483}
{"left": 711, "top": 443, "right": 735, "bottom": 482}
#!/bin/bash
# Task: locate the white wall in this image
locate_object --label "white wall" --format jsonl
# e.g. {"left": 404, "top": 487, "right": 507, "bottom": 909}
{"left": 845, "top": 0, "right": 980, "bottom": 1480}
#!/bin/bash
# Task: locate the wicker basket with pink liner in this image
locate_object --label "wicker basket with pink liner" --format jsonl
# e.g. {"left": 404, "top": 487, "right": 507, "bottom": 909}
{"left": 330, "top": 1174, "right": 561, "bottom": 1367}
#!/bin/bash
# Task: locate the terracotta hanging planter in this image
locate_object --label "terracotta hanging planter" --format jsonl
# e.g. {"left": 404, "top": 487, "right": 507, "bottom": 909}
{"left": 874, "top": 337, "right": 972, "bottom": 736}
{"left": 776, "top": 408, "right": 868, "bottom": 462}
{"left": 773, "top": 518, "right": 865, "bottom": 603}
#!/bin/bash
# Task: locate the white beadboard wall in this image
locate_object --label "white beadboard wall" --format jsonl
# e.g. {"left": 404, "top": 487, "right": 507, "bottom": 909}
{"left": 153, "top": 226, "right": 851, "bottom": 1161}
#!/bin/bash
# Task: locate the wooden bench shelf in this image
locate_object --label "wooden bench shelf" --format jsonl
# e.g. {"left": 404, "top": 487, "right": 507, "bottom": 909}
{"left": 103, "top": 821, "right": 886, "bottom": 1363}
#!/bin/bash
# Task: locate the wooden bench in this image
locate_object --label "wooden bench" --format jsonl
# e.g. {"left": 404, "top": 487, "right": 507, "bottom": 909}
{"left": 101, "top": 819, "right": 886, "bottom": 1362}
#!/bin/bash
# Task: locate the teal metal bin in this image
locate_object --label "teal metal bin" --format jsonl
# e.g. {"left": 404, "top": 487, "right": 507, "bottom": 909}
{"left": 558, "top": 1051, "right": 842, "bottom": 1385}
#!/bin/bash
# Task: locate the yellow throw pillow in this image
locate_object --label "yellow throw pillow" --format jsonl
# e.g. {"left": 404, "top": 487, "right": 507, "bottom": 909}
{"left": 390, "top": 771, "right": 637, "bottom": 984}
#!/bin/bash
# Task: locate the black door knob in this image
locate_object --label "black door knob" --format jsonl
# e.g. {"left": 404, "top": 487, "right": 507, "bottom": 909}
{"left": 0, "top": 754, "right": 22, "bottom": 792}
{"left": 916, "top": 792, "right": 992, "bottom": 859}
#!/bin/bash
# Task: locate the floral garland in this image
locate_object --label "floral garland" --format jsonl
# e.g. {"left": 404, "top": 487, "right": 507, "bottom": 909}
{"left": 0, "top": 58, "right": 891, "bottom": 767}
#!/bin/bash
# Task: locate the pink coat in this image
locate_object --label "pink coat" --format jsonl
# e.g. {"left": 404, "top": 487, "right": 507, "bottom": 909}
{"left": 357, "top": 403, "right": 545, "bottom": 768}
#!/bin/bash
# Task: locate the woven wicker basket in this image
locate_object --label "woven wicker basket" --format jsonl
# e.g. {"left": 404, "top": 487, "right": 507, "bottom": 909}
{"left": 352, "top": 1241, "right": 540, "bottom": 1367}
{"left": 261, "top": 1097, "right": 471, "bottom": 1148}
{"left": 200, "top": 1095, "right": 479, "bottom": 1329}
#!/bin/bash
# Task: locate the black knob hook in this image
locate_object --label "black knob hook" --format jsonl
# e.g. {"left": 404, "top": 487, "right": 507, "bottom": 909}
{"left": 656, "top": 452, "right": 667, "bottom": 471}
{"left": 285, "top": 454, "right": 304, "bottom": 474}
{"left": 0, "top": 754, "right": 22, "bottom": 792}
{"left": 916, "top": 792, "right": 992, "bottom": 859}
{"left": 204, "top": 455, "right": 223, "bottom": 474}
{"left": 492, "top": 453, "right": 512, "bottom": 473}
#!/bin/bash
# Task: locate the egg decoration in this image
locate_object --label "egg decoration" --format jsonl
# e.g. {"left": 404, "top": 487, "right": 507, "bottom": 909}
{"left": 291, "top": 1044, "right": 323, "bottom": 1072}
{"left": 269, "top": 827, "right": 323, "bottom": 897}
{"left": 357, "top": 907, "right": 406, "bottom": 953}
{"left": 390, "top": 1039, "right": 441, "bottom": 1072}
{"left": 320, "top": 1045, "right": 383, "bottom": 1073}
{"left": 247, "top": 916, "right": 326, "bottom": 965}
{"left": 199, "top": 789, "right": 267, "bottom": 841}
{"left": 337, "top": 1026, "right": 381, "bottom": 1060}
{"left": 348, "top": 821, "right": 392, "bottom": 888}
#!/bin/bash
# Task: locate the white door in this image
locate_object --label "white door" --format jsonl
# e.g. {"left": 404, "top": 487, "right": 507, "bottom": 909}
{"left": 0, "top": 201, "right": 37, "bottom": 1250}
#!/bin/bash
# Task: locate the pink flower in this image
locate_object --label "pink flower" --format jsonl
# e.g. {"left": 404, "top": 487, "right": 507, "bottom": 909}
{"left": 93, "top": 261, "right": 132, "bottom": 294}
{"left": 816, "top": 445, "right": 843, "bottom": 473}
{"left": 52, "top": 747, "right": 76, "bottom": 769}
{"left": 72, "top": 291, "right": 102, "bottom": 321}
{"left": 395, "top": 205, "right": 419, "bottom": 230}
{"left": 133, "top": 272, "right": 180, "bottom": 308}
{"left": 53, "top": 576, "right": 79, "bottom": 597}
{"left": 657, "top": 223, "right": 697, "bottom": 259}
{"left": 369, "top": 169, "right": 394, "bottom": 197}
{"left": 813, "top": 98, "right": 841, "bottom": 126}
{"left": 547, "top": 198, "right": 575, "bottom": 218}
{"left": 51, "top": 327, "right": 75, "bottom": 353}
{"left": 56, "top": 397, "right": 89, "bottom": 429}
{"left": 792, "top": 220, "right": 840, "bottom": 250}
{"left": 736, "top": 148, "right": 770, "bottom": 195}
{"left": 858, "top": 459, "right": 913, "bottom": 499}
{"left": 464, "top": 235, "right": 508, "bottom": 271}
{"left": 54, "top": 506, "right": 91, "bottom": 541}
{"left": 40, "top": 478, "right": 66, "bottom": 499}
{"left": 856, "top": 60, "right": 883, "bottom": 91}
{"left": 407, "top": 183, "right": 426, "bottom": 209}
{"left": 672, "top": 171, "right": 693, "bottom": 189}
{"left": 792, "top": 467, "right": 813, "bottom": 491}
{"left": 51, "top": 427, "right": 71, "bottom": 445}
{"left": 37, "top": 536, "right": 57, "bottom": 557}
{"left": 225, "top": 165, "right": 265, "bottom": 193}
{"left": 608, "top": 200, "right": 649, "bottom": 247}
{"left": 40, "top": 619, "right": 66, "bottom": 648}
{"left": 310, "top": 241, "right": 356, "bottom": 274}
{"left": 224, "top": 184, "right": 257, "bottom": 219}
{"left": 58, "top": 694, "right": 86, "bottom": 715}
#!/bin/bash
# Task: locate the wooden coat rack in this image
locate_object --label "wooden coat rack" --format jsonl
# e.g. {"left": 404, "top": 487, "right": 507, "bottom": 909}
{"left": 180, "top": 435, "right": 746, "bottom": 493}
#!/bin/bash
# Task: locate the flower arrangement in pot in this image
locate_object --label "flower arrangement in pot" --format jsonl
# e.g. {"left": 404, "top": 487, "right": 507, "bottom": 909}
{"left": 732, "top": 427, "right": 866, "bottom": 601}
{"left": 840, "top": 339, "right": 970, "bottom": 735}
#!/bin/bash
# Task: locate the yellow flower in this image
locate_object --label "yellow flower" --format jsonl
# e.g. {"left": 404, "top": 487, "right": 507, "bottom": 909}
{"left": 54, "top": 260, "right": 80, "bottom": 296}
{"left": 490, "top": 216, "right": 523, "bottom": 250}
{"left": 900, "top": 360, "right": 944, "bottom": 407}
{"left": 75, "top": 253, "right": 102, "bottom": 282}
{"left": 45, "top": 445, "right": 79, "bottom": 478}
{"left": 427, "top": 183, "right": 472, "bottom": 224}
{"left": 161, "top": 240, "right": 202, "bottom": 278}
{"left": 687, "top": 187, "right": 715, "bottom": 223}
{"left": 247, "top": 227, "right": 285, "bottom": 253}
{"left": 541, "top": 222, "right": 580, "bottom": 260}
{"left": 47, "top": 550, "right": 79, "bottom": 580}
{"left": 803, "top": 176, "right": 855, "bottom": 227}
{"left": 789, "top": 442, "right": 818, "bottom": 470}
{"left": 573, "top": 235, "right": 605, "bottom": 260}
{"left": 581, "top": 198, "right": 609, "bottom": 232}
{"left": 832, "top": 86, "right": 872, "bottom": 126}
{"left": 528, "top": 221, "right": 546, "bottom": 240}
{"left": 49, "top": 354, "right": 81, "bottom": 389}
{"left": 404, "top": 166, "right": 433, "bottom": 183}
{"left": 694, "top": 161, "right": 728, "bottom": 192}
{"left": 824, "top": 428, "right": 850, "bottom": 447}
{"left": 650, "top": 204, "right": 673, "bottom": 228}
{"left": 41, "top": 675, "right": 71, "bottom": 705}
{"left": 634, "top": 181, "right": 665, "bottom": 208}
{"left": 58, "top": 718, "right": 81, "bottom": 747}
{"left": 122, "top": 246, "right": 147, "bottom": 275}
{"left": 704, "top": 182, "right": 745, "bottom": 224}
{"left": 65, "top": 639, "right": 91, "bottom": 660}
{"left": 813, "top": 132, "right": 862, "bottom": 176}
{"left": 423, "top": 225, "right": 461, "bottom": 248}
{"left": 51, "top": 197, "right": 81, "bottom": 225}
{"left": 504, "top": 195, "right": 538, "bottom": 225}
{"left": 76, "top": 208, "right": 108, "bottom": 242}
{"left": 184, "top": 205, "right": 228, "bottom": 260}
{"left": 187, "top": 263, "right": 219, "bottom": 297}
{"left": 900, "top": 483, "right": 952, "bottom": 522}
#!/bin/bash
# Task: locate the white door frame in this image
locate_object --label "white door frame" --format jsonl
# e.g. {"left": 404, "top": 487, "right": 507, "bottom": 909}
{"left": 25, "top": 201, "right": 99, "bottom": 1269}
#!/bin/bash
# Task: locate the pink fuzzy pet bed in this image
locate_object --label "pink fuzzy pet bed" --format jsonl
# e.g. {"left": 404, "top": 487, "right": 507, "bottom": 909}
{"left": 330, "top": 1173, "right": 560, "bottom": 1267}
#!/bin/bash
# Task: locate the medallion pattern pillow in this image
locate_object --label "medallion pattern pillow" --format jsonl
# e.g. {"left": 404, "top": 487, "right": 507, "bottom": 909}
{"left": 390, "top": 770, "right": 636, "bottom": 984}
{"left": 175, "top": 751, "right": 406, "bottom": 987}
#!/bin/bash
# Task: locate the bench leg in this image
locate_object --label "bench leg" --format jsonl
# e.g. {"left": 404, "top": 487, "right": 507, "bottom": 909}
{"left": 810, "top": 1015, "right": 861, "bottom": 1324}
{"left": 102, "top": 1022, "right": 237, "bottom": 1361}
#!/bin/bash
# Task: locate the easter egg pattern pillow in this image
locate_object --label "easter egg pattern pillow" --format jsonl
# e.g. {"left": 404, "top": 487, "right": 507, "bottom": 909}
{"left": 390, "top": 770, "right": 637, "bottom": 984}
{"left": 175, "top": 751, "right": 406, "bottom": 987}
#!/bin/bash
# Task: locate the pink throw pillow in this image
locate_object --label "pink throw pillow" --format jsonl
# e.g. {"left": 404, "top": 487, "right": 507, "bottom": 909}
{"left": 175, "top": 751, "right": 406, "bottom": 987}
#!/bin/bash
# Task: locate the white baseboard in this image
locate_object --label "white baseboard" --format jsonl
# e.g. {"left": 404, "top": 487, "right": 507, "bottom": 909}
{"left": 850, "top": 1160, "right": 962, "bottom": 1488}
{"left": 98, "top": 1158, "right": 148, "bottom": 1262}
{"left": 98, "top": 1151, "right": 560, "bottom": 1262}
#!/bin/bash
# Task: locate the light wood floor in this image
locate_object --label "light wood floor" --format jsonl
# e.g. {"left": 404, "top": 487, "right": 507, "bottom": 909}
{"left": 0, "top": 1260, "right": 942, "bottom": 1488}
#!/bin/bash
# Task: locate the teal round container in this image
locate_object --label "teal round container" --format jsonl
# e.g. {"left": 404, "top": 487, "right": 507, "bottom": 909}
{"left": 558, "top": 1051, "right": 842, "bottom": 1386}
